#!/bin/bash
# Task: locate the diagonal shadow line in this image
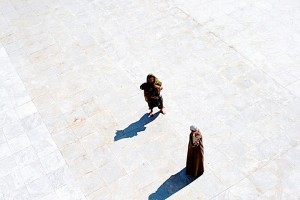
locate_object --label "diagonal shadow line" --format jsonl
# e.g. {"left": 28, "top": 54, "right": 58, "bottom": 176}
{"left": 149, "top": 168, "right": 197, "bottom": 200}
{"left": 114, "top": 112, "right": 160, "bottom": 141}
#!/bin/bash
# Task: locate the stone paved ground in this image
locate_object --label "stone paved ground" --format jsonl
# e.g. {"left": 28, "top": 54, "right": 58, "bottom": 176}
{"left": 0, "top": 0, "right": 299, "bottom": 199}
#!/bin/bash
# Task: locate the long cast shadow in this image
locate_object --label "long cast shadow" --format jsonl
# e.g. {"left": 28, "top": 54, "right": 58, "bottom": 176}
{"left": 149, "top": 168, "right": 197, "bottom": 200}
{"left": 114, "top": 112, "right": 159, "bottom": 141}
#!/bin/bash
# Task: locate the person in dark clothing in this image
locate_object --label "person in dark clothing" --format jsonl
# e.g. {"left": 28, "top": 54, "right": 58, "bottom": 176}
{"left": 186, "top": 125, "right": 204, "bottom": 177}
{"left": 140, "top": 74, "right": 165, "bottom": 116}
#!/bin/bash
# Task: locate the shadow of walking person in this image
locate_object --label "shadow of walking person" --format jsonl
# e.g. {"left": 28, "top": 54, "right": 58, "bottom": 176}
{"left": 148, "top": 168, "right": 198, "bottom": 200}
{"left": 114, "top": 112, "right": 159, "bottom": 141}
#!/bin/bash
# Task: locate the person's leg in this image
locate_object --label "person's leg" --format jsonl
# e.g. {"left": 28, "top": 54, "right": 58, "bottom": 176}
{"left": 148, "top": 101, "right": 154, "bottom": 116}
{"left": 158, "top": 96, "right": 165, "bottom": 114}
{"left": 149, "top": 109, "right": 154, "bottom": 116}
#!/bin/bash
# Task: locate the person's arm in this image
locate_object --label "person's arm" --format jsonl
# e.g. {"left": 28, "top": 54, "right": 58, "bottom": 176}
{"left": 154, "top": 84, "right": 163, "bottom": 90}
{"left": 154, "top": 85, "right": 162, "bottom": 95}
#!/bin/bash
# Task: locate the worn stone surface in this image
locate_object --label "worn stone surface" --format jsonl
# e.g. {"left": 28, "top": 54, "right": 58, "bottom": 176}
{"left": 0, "top": 0, "right": 299, "bottom": 199}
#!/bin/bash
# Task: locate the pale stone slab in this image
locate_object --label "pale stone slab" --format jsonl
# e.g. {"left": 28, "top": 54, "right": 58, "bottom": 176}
{"left": 0, "top": 44, "right": 86, "bottom": 199}
{"left": 14, "top": 146, "right": 38, "bottom": 167}
{"left": 40, "top": 150, "right": 66, "bottom": 174}
{"left": 15, "top": 101, "right": 37, "bottom": 119}
{"left": 0, "top": 0, "right": 300, "bottom": 199}
{"left": 26, "top": 176, "right": 54, "bottom": 200}
{"left": 56, "top": 184, "right": 86, "bottom": 200}
{"left": 0, "top": 142, "right": 11, "bottom": 159}
{"left": 75, "top": 170, "right": 105, "bottom": 195}
{"left": 69, "top": 156, "right": 96, "bottom": 180}
{"left": 40, "top": 192, "right": 60, "bottom": 200}
{"left": 0, "top": 168, "right": 24, "bottom": 195}
{"left": 7, "top": 133, "right": 31, "bottom": 153}
{"left": 19, "top": 160, "right": 45, "bottom": 184}
{"left": 2, "top": 120, "right": 25, "bottom": 140}
{"left": 47, "top": 166, "right": 74, "bottom": 190}
{"left": 60, "top": 142, "right": 86, "bottom": 165}
{"left": 98, "top": 160, "right": 127, "bottom": 185}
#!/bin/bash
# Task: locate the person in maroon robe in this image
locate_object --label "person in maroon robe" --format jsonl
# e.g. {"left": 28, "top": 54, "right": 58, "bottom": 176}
{"left": 186, "top": 125, "right": 204, "bottom": 177}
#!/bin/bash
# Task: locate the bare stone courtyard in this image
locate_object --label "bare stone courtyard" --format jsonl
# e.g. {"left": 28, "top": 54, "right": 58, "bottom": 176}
{"left": 0, "top": 0, "right": 299, "bottom": 199}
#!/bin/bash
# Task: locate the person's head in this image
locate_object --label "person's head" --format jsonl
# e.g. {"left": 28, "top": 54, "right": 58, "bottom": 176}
{"left": 190, "top": 125, "right": 198, "bottom": 132}
{"left": 148, "top": 75, "right": 155, "bottom": 84}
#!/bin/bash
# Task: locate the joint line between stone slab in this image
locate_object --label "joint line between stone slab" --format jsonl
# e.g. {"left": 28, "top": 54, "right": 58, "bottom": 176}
{"left": 208, "top": 142, "right": 300, "bottom": 199}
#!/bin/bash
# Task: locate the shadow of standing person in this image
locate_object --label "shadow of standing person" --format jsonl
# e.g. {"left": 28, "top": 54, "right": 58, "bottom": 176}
{"left": 148, "top": 168, "right": 199, "bottom": 200}
{"left": 114, "top": 112, "right": 159, "bottom": 141}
